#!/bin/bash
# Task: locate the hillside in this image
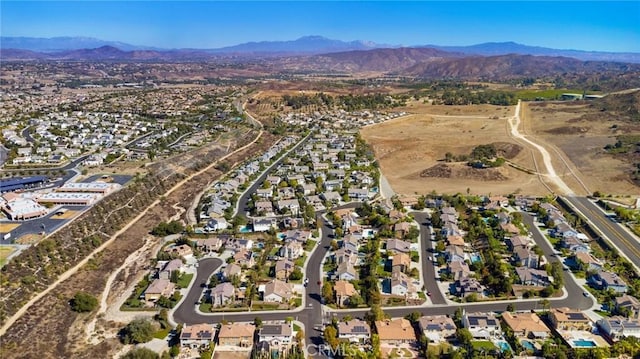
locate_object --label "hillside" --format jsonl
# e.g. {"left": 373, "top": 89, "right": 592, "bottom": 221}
{"left": 400, "top": 54, "right": 640, "bottom": 80}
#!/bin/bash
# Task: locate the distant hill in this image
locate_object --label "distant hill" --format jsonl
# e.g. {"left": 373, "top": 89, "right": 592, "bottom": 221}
{"left": 301, "top": 47, "right": 461, "bottom": 72}
{"left": 207, "top": 35, "right": 393, "bottom": 55}
{"left": 400, "top": 54, "right": 640, "bottom": 80}
{"left": 0, "top": 46, "right": 220, "bottom": 61}
{"left": 423, "top": 42, "right": 640, "bottom": 63}
{"left": 0, "top": 36, "right": 162, "bottom": 52}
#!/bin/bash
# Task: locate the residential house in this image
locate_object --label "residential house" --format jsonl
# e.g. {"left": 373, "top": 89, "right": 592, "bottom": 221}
{"left": 418, "top": 315, "right": 457, "bottom": 343}
{"left": 463, "top": 312, "right": 501, "bottom": 339}
{"left": 574, "top": 252, "right": 603, "bottom": 271}
{"left": 441, "top": 222, "right": 462, "bottom": 237}
{"left": 394, "top": 222, "right": 411, "bottom": 238}
{"left": 279, "top": 241, "right": 304, "bottom": 260}
{"left": 262, "top": 279, "right": 295, "bottom": 303}
{"left": 392, "top": 253, "right": 411, "bottom": 273}
{"left": 195, "top": 237, "right": 224, "bottom": 253}
{"left": 255, "top": 201, "right": 274, "bottom": 216}
{"left": 501, "top": 223, "right": 521, "bottom": 236}
{"left": 217, "top": 323, "right": 255, "bottom": 347}
{"left": 158, "top": 259, "right": 184, "bottom": 280}
{"left": 334, "top": 280, "right": 357, "bottom": 307}
{"left": 348, "top": 188, "right": 369, "bottom": 201}
{"left": 447, "top": 235, "right": 466, "bottom": 247}
{"left": 144, "top": 278, "right": 176, "bottom": 302}
{"left": 336, "top": 262, "right": 358, "bottom": 281}
{"left": 258, "top": 323, "right": 293, "bottom": 348}
{"left": 274, "top": 259, "right": 296, "bottom": 280}
{"left": 338, "top": 319, "right": 371, "bottom": 343}
{"left": 277, "top": 199, "right": 300, "bottom": 215}
{"left": 445, "top": 244, "right": 466, "bottom": 263}
{"left": 515, "top": 267, "right": 552, "bottom": 287}
{"left": 549, "top": 307, "right": 592, "bottom": 331}
{"left": 389, "top": 271, "right": 416, "bottom": 297}
{"left": 448, "top": 261, "right": 472, "bottom": 281}
{"left": 211, "top": 282, "right": 235, "bottom": 307}
{"left": 375, "top": 318, "right": 417, "bottom": 345}
{"left": 320, "top": 191, "right": 341, "bottom": 203}
{"left": 616, "top": 295, "right": 640, "bottom": 319}
{"left": 589, "top": 271, "right": 628, "bottom": 293}
{"left": 234, "top": 249, "right": 255, "bottom": 268}
{"left": 508, "top": 236, "right": 530, "bottom": 250}
{"left": 597, "top": 317, "right": 640, "bottom": 341}
{"left": 180, "top": 323, "right": 216, "bottom": 349}
{"left": 222, "top": 263, "right": 242, "bottom": 280}
{"left": 501, "top": 312, "right": 551, "bottom": 339}
{"left": 514, "top": 247, "right": 539, "bottom": 269}
{"left": 256, "top": 188, "right": 273, "bottom": 199}
{"left": 386, "top": 238, "right": 411, "bottom": 254}
{"left": 335, "top": 247, "right": 359, "bottom": 266}
{"left": 456, "top": 276, "right": 485, "bottom": 298}
{"left": 253, "top": 218, "right": 276, "bottom": 232}
{"left": 164, "top": 244, "right": 193, "bottom": 259}
{"left": 206, "top": 217, "right": 229, "bottom": 231}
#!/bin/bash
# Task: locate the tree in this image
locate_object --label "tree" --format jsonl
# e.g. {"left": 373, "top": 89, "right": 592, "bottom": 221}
{"left": 322, "top": 282, "right": 335, "bottom": 304}
{"left": 323, "top": 325, "right": 339, "bottom": 349}
{"left": 289, "top": 268, "right": 303, "bottom": 280}
{"left": 169, "top": 345, "right": 180, "bottom": 358}
{"left": 122, "top": 348, "right": 159, "bottom": 359}
{"left": 254, "top": 317, "right": 263, "bottom": 328}
{"left": 121, "top": 318, "right": 155, "bottom": 344}
{"left": 506, "top": 303, "right": 515, "bottom": 312}
{"left": 70, "top": 291, "right": 98, "bottom": 313}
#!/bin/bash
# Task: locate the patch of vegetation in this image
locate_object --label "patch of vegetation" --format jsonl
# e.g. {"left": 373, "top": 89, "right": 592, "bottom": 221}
{"left": 121, "top": 318, "right": 155, "bottom": 344}
{"left": 70, "top": 291, "right": 98, "bottom": 313}
{"left": 151, "top": 220, "right": 185, "bottom": 236}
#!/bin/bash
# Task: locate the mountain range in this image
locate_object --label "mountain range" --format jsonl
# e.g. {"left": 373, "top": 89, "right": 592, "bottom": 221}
{"left": 2, "top": 35, "right": 639, "bottom": 63}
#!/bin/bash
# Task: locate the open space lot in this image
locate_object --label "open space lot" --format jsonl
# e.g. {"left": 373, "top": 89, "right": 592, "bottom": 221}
{"left": 0, "top": 246, "right": 17, "bottom": 266}
{"left": 361, "top": 102, "right": 549, "bottom": 196}
{"left": 524, "top": 100, "right": 640, "bottom": 196}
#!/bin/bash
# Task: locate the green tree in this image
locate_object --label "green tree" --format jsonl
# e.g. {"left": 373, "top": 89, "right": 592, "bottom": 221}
{"left": 323, "top": 325, "right": 339, "bottom": 350}
{"left": 169, "top": 345, "right": 180, "bottom": 358}
{"left": 122, "top": 318, "right": 155, "bottom": 344}
{"left": 70, "top": 291, "right": 98, "bottom": 313}
{"left": 122, "top": 348, "right": 159, "bottom": 359}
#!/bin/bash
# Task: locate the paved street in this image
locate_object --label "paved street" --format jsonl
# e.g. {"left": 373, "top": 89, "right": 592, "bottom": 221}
{"left": 563, "top": 196, "right": 640, "bottom": 273}
{"left": 411, "top": 211, "right": 446, "bottom": 305}
{"left": 172, "top": 209, "right": 595, "bottom": 357}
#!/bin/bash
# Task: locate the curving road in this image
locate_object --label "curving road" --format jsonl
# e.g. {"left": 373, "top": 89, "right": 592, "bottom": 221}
{"left": 508, "top": 100, "right": 574, "bottom": 195}
{"left": 172, "top": 210, "right": 594, "bottom": 356}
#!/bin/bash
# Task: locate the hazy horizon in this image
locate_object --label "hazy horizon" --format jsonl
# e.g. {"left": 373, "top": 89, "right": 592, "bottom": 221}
{"left": 2, "top": 1, "right": 639, "bottom": 53}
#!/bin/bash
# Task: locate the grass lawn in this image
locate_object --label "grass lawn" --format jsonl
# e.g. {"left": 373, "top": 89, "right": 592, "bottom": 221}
{"left": 153, "top": 329, "right": 170, "bottom": 339}
{"left": 199, "top": 302, "right": 212, "bottom": 313}
{"left": 294, "top": 254, "right": 306, "bottom": 267}
{"left": 0, "top": 246, "right": 17, "bottom": 267}
{"left": 304, "top": 239, "right": 317, "bottom": 251}
{"left": 472, "top": 341, "right": 496, "bottom": 350}
{"left": 177, "top": 273, "right": 194, "bottom": 289}
{"left": 293, "top": 324, "right": 301, "bottom": 332}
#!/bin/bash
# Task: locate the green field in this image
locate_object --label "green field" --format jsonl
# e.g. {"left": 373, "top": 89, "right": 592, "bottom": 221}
{"left": 0, "top": 246, "right": 17, "bottom": 267}
{"left": 515, "top": 89, "right": 599, "bottom": 101}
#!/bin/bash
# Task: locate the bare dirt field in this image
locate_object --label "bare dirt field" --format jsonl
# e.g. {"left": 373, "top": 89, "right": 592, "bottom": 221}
{"left": 0, "top": 223, "right": 20, "bottom": 233}
{"left": 361, "top": 101, "right": 549, "bottom": 196}
{"left": 524, "top": 100, "right": 640, "bottom": 196}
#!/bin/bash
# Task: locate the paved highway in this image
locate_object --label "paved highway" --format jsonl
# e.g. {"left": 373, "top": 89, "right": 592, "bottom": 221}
{"left": 563, "top": 196, "right": 640, "bottom": 273}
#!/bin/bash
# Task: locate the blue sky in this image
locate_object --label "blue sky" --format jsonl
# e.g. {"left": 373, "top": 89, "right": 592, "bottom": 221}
{"left": 2, "top": 1, "right": 639, "bottom": 52}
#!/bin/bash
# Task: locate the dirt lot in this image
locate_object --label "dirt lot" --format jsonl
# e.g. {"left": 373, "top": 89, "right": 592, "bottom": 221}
{"left": 0, "top": 131, "right": 279, "bottom": 359}
{"left": 524, "top": 100, "right": 640, "bottom": 196}
{"left": 361, "top": 101, "right": 549, "bottom": 196}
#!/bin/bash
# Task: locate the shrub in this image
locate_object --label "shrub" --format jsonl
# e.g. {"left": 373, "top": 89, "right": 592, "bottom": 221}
{"left": 70, "top": 291, "right": 98, "bottom": 312}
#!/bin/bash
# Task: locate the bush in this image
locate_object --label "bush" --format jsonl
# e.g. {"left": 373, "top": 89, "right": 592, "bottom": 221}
{"left": 70, "top": 291, "right": 98, "bottom": 312}
{"left": 151, "top": 221, "right": 185, "bottom": 236}
{"left": 121, "top": 318, "right": 155, "bottom": 344}
{"left": 122, "top": 348, "right": 159, "bottom": 359}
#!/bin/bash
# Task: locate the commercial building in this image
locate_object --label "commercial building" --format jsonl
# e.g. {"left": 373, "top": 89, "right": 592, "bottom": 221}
{"left": 0, "top": 192, "right": 48, "bottom": 220}
{"left": 0, "top": 176, "right": 48, "bottom": 193}
{"left": 36, "top": 192, "right": 97, "bottom": 206}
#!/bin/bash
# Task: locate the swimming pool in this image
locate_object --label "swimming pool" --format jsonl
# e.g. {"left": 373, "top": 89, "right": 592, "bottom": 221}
{"left": 521, "top": 340, "right": 535, "bottom": 351}
{"left": 239, "top": 225, "right": 252, "bottom": 233}
{"left": 470, "top": 253, "right": 482, "bottom": 263}
{"left": 572, "top": 339, "right": 596, "bottom": 348}
{"left": 496, "top": 341, "right": 512, "bottom": 352}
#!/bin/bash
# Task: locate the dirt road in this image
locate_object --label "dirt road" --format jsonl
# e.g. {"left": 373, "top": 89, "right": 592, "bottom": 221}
{"left": 508, "top": 100, "right": 575, "bottom": 195}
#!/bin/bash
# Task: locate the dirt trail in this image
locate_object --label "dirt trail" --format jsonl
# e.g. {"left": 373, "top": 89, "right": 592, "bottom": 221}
{"left": 508, "top": 101, "right": 575, "bottom": 195}
{"left": 0, "top": 130, "right": 263, "bottom": 338}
